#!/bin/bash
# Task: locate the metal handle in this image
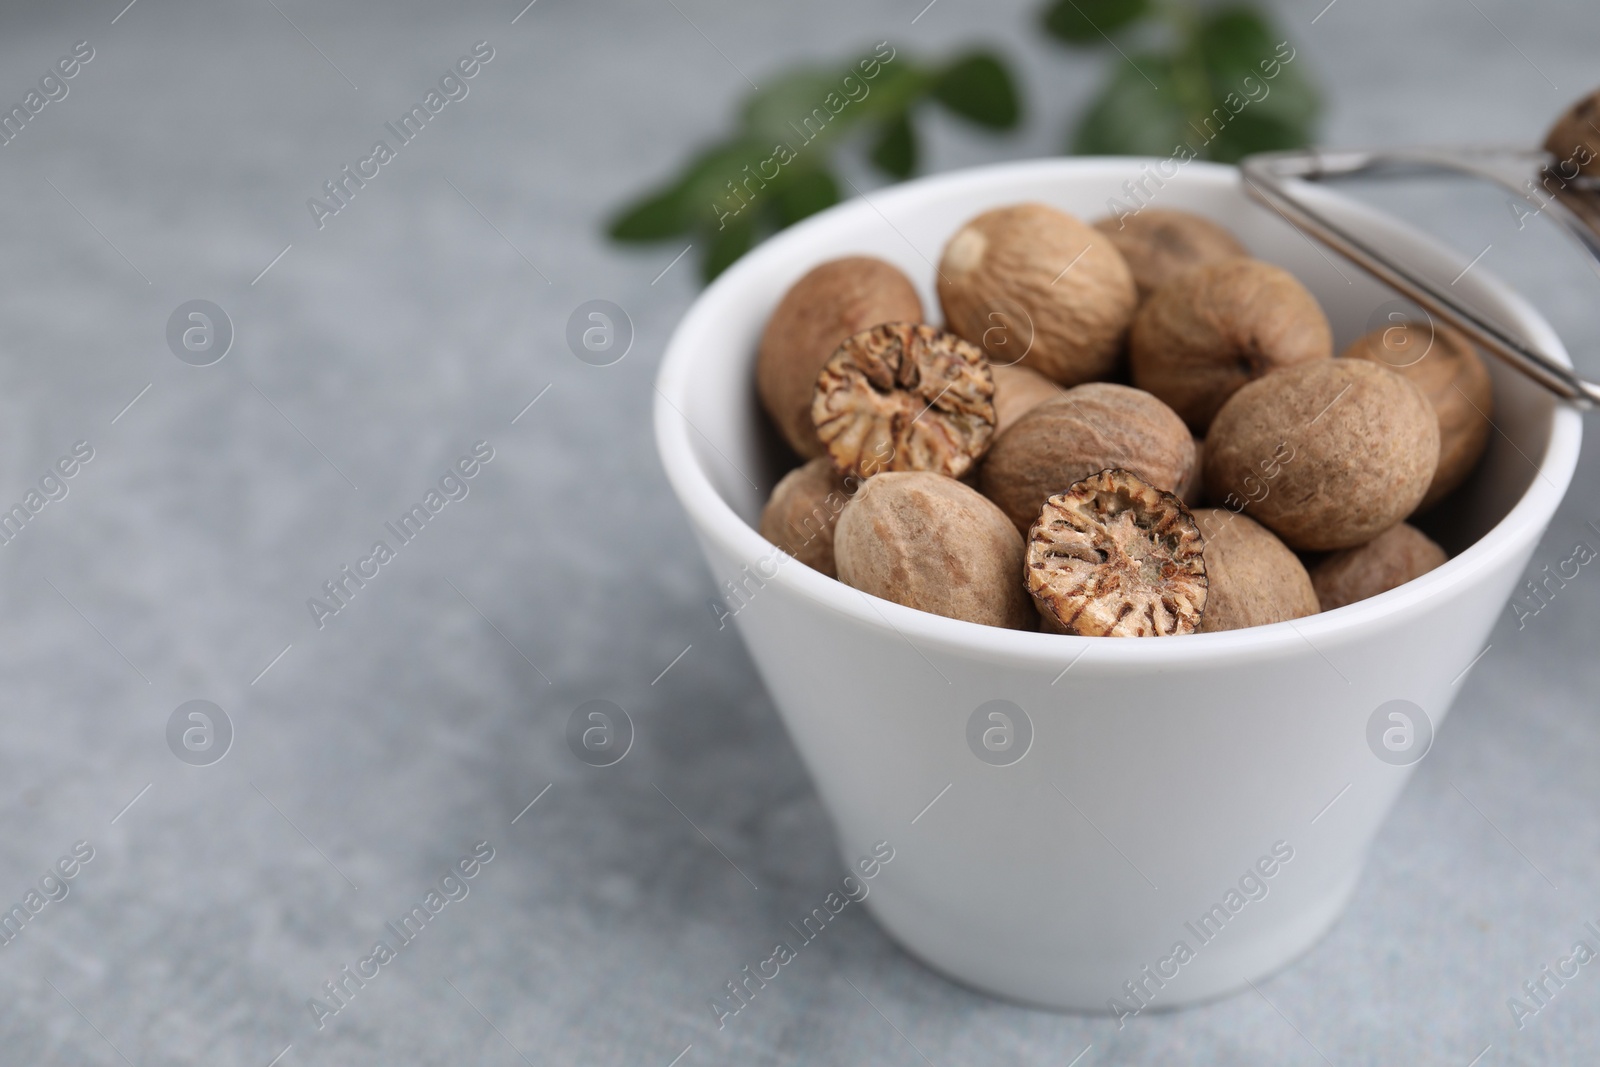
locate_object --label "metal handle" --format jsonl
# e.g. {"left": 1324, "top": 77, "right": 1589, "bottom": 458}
{"left": 1239, "top": 146, "right": 1600, "bottom": 407}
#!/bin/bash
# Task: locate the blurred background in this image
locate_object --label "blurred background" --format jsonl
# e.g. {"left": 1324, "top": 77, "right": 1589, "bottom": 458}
{"left": 1, "top": 0, "right": 1598, "bottom": 1063}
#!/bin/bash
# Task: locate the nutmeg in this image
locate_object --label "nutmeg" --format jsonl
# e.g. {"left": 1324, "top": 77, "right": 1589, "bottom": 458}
{"left": 834, "top": 471, "right": 1035, "bottom": 629}
{"left": 937, "top": 203, "right": 1137, "bottom": 386}
{"left": 757, "top": 257, "right": 923, "bottom": 458}
{"left": 979, "top": 383, "right": 1195, "bottom": 534}
{"left": 1204, "top": 359, "right": 1440, "bottom": 551}
{"left": 1341, "top": 319, "right": 1493, "bottom": 510}
{"left": 759, "top": 458, "right": 856, "bottom": 577}
{"left": 1310, "top": 523, "right": 1448, "bottom": 611}
{"left": 990, "top": 362, "right": 1065, "bottom": 436}
{"left": 1026, "top": 468, "right": 1207, "bottom": 637}
{"left": 1129, "top": 258, "right": 1333, "bottom": 434}
{"left": 1191, "top": 508, "right": 1319, "bottom": 632}
{"left": 1092, "top": 209, "right": 1249, "bottom": 300}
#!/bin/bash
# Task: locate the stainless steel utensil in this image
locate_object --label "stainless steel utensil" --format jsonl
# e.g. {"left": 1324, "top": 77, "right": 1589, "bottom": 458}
{"left": 1241, "top": 146, "right": 1600, "bottom": 405}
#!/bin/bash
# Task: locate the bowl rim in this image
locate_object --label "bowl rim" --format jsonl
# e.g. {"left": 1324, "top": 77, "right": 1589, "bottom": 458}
{"left": 655, "top": 157, "right": 1584, "bottom": 670}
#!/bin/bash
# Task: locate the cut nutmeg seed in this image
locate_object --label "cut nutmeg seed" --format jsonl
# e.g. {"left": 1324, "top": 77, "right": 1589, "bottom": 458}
{"left": 812, "top": 322, "right": 996, "bottom": 480}
{"left": 1026, "top": 468, "right": 1207, "bottom": 637}
{"left": 1341, "top": 319, "right": 1493, "bottom": 511}
{"left": 1130, "top": 258, "right": 1333, "bottom": 434}
{"left": 835, "top": 471, "right": 1036, "bottom": 630}
{"left": 1310, "top": 523, "right": 1448, "bottom": 611}
{"left": 1092, "top": 209, "right": 1249, "bottom": 301}
{"left": 937, "top": 203, "right": 1138, "bottom": 386}
{"left": 757, "top": 257, "right": 924, "bottom": 459}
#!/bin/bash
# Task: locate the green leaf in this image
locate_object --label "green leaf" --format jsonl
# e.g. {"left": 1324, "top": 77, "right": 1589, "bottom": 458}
{"left": 931, "top": 52, "right": 1021, "bottom": 129}
{"left": 850, "top": 59, "right": 933, "bottom": 123}
{"left": 870, "top": 112, "right": 917, "bottom": 178}
{"left": 741, "top": 69, "right": 851, "bottom": 144}
{"left": 607, "top": 184, "right": 693, "bottom": 242}
{"left": 1070, "top": 55, "right": 1190, "bottom": 157}
{"left": 702, "top": 215, "right": 756, "bottom": 281}
{"left": 1042, "top": 0, "right": 1150, "bottom": 45}
{"left": 770, "top": 168, "right": 841, "bottom": 226}
{"left": 1195, "top": 7, "right": 1319, "bottom": 130}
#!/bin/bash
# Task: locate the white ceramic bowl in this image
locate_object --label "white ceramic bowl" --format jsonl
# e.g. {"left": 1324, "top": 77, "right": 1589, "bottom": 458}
{"left": 654, "top": 159, "right": 1581, "bottom": 1011}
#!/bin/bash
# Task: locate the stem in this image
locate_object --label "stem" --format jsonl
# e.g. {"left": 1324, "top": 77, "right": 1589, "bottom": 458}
{"left": 1159, "top": 0, "right": 1213, "bottom": 151}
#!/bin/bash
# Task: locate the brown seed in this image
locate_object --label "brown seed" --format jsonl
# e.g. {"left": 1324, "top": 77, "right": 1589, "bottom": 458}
{"left": 1310, "top": 523, "right": 1448, "bottom": 611}
{"left": 990, "top": 362, "right": 1066, "bottom": 436}
{"left": 759, "top": 458, "right": 858, "bottom": 578}
{"left": 812, "top": 322, "right": 996, "bottom": 480}
{"left": 1179, "top": 436, "right": 1205, "bottom": 509}
{"left": 1543, "top": 88, "right": 1600, "bottom": 178}
{"left": 1341, "top": 319, "right": 1493, "bottom": 510}
{"left": 757, "top": 257, "right": 924, "bottom": 458}
{"left": 979, "top": 383, "right": 1195, "bottom": 534}
{"left": 1191, "top": 508, "right": 1319, "bottom": 632}
{"left": 1204, "top": 359, "right": 1440, "bottom": 551}
{"left": 1026, "top": 468, "right": 1207, "bottom": 637}
{"left": 1092, "top": 209, "right": 1249, "bottom": 301}
{"left": 937, "top": 203, "right": 1138, "bottom": 386}
{"left": 1129, "top": 258, "right": 1333, "bottom": 434}
{"left": 835, "top": 471, "right": 1035, "bottom": 630}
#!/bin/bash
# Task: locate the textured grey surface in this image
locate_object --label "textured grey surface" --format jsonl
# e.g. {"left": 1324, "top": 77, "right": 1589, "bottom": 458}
{"left": 1, "top": 0, "right": 1598, "bottom": 1064}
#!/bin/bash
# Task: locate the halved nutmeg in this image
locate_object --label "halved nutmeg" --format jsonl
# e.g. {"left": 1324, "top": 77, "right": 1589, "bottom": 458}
{"left": 1026, "top": 468, "right": 1207, "bottom": 637}
{"left": 812, "top": 322, "right": 996, "bottom": 480}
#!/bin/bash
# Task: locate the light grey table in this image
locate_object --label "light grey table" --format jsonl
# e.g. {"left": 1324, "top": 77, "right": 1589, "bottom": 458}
{"left": 1, "top": 1, "right": 1597, "bottom": 1063}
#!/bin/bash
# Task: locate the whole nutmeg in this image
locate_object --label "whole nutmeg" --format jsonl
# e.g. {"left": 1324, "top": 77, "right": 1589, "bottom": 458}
{"left": 1310, "top": 523, "right": 1448, "bottom": 611}
{"left": 759, "top": 458, "right": 857, "bottom": 578}
{"left": 1341, "top": 319, "right": 1493, "bottom": 510}
{"left": 1129, "top": 258, "right": 1333, "bottom": 434}
{"left": 1543, "top": 87, "right": 1600, "bottom": 178}
{"left": 937, "top": 202, "right": 1137, "bottom": 386}
{"left": 835, "top": 472, "right": 1035, "bottom": 629}
{"left": 979, "top": 383, "right": 1195, "bottom": 534}
{"left": 1026, "top": 468, "right": 1207, "bottom": 637}
{"left": 1204, "top": 359, "right": 1440, "bottom": 552}
{"left": 1179, "top": 436, "right": 1205, "bottom": 509}
{"left": 1092, "top": 209, "right": 1249, "bottom": 300}
{"left": 991, "top": 362, "right": 1065, "bottom": 436}
{"left": 812, "top": 323, "right": 996, "bottom": 480}
{"left": 757, "top": 257, "right": 923, "bottom": 458}
{"left": 1191, "top": 508, "right": 1319, "bottom": 632}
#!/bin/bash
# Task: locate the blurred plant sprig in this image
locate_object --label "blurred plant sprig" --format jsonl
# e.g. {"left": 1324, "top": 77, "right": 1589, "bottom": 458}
{"left": 1045, "top": 0, "right": 1319, "bottom": 161}
{"left": 606, "top": 4, "right": 1318, "bottom": 282}
{"left": 607, "top": 43, "right": 1020, "bottom": 281}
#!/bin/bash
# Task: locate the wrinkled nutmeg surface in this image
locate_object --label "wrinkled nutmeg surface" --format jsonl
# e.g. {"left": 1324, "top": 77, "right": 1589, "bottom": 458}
{"left": 1341, "top": 319, "right": 1493, "bottom": 510}
{"left": 812, "top": 322, "right": 996, "bottom": 480}
{"left": 1130, "top": 257, "right": 1333, "bottom": 434}
{"left": 990, "top": 362, "right": 1065, "bottom": 436}
{"left": 835, "top": 471, "right": 1035, "bottom": 630}
{"left": 1026, "top": 468, "right": 1207, "bottom": 637}
{"left": 1311, "top": 522, "right": 1448, "bottom": 611}
{"left": 937, "top": 203, "right": 1137, "bottom": 386}
{"left": 980, "top": 383, "right": 1195, "bottom": 534}
{"left": 757, "top": 257, "right": 924, "bottom": 459}
{"left": 759, "top": 457, "right": 857, "bottom": 578}
{"left": 1092, "top": 209, "right": 1249, "bottom": 300}
{"left": 1191, "top": 508, "right": 1319, "bottom": 632}
{"left": 1204, "top": 359, "right": 1440, "bottom": 552}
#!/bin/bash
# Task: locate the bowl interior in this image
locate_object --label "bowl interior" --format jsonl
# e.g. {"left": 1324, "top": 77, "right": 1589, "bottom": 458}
{"left": 658, "top": 158, "right": 1579, "bottom": 641}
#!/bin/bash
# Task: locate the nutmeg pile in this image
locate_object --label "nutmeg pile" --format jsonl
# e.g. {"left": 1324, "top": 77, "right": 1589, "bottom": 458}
{"left": 755, "top": 203, "right": 1494, "bottom": 637}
